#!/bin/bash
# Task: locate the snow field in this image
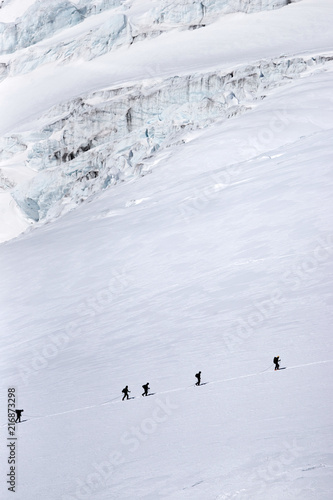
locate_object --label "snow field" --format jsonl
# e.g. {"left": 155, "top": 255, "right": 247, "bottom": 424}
{"left": 1, "top": 61, "right": 333, "bottom": 497}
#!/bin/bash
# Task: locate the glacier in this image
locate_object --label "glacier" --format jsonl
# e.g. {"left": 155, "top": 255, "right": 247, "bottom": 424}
{"left": 0, "top": 1, "right": 333, "bottom": 499}
{"left": 7, "top": 54, "right": 333, "bottom": 223}
{"left": 0, "top": 0, "right": 293, "bottom": 55}
{"left": 0, "top": 0, "right": 331, "bottom": 241}
{"left": 0, "top": 0, "right": 295, "bottom": 79}
{"left": 0, "top": 0, "right": 123, "bottom": 54}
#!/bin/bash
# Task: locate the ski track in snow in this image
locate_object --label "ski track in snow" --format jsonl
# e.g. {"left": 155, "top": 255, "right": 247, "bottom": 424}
{"left": 3, "top": 359, "right": 332, "bottom": 427}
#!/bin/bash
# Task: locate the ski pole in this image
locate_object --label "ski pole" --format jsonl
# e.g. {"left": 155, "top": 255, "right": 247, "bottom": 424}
{"left": 260, "top": 363, "right": 274, "bottom": 373}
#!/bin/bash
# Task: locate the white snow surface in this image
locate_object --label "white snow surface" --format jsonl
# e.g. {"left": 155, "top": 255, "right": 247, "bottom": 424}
{"left": 0, "top": 0, "right": 333, "bottom": 499}
{"left": 0, "top": 0, "right": 36, "bottom": 23}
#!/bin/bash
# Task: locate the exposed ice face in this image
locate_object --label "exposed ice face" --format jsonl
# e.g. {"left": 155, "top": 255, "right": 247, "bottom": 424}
{"left": 0, "top": 1, "right": 126, "bottom": 53}
{"left": 8, "top": 54, "right": 331, "bottom": 223}
{"left": 6, "top": 13, "right": 131, "bottom": 77}
{"left": 0, "top": 61, "right": 8, "bottom": 81}
{"left": 0, "top": 134, "right": 27, "bottom": 161}
{"left": 151, "top": 0, "right": 291, "bottom": 25}
{"left": 0, "top": 0, "right": 295, "bottom": 78}
{"left": 0, "top": 1, "right": 86, "bottom": 54}
{"left": 0, "top": 0, "right": 311, "bottom": 236}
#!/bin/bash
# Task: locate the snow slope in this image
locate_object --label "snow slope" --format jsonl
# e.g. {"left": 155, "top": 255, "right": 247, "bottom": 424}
{"left": 0, "top": 1, "right": 333, "bottom": 499}
{"left": 1, "top": 63, "right": 333, "bottom": 500}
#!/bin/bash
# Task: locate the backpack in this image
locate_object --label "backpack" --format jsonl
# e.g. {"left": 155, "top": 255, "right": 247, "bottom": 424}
{"left": 273, "top": 357, "right": 278, "bottom": 364}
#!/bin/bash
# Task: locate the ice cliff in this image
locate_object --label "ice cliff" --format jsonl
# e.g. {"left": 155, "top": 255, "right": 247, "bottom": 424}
{"left": 0, "top": 0, "right": 295, "bottom": 77}
{"left": 4, "top": 54, "right": 331, "bottom": 223}
{"left": 0, "top": 0, "right": 316, "bottom": 235}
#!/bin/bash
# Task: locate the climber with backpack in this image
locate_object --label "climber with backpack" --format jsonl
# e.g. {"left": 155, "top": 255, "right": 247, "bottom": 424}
{"left": 273, "top": 356, "right": 280, "bottom": 370}
{"left": 122, "top": 385, "right": 131, "bottom": 400}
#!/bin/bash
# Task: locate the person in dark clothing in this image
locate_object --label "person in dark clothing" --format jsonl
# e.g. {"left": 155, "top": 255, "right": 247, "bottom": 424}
{"left": 122, "top": 386, "right": 130, "bottom": 400}
{"left": 195, "top": 371, "right": 201, "bottom": 386}
{"left": 142, "top": 383, "right": 150, "bottom": 397}
{"left": 15, "top": 409, "right": 24, "bottom": 423}
{"left": 273, "top": 356, "right": 280, "bottom": 370}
